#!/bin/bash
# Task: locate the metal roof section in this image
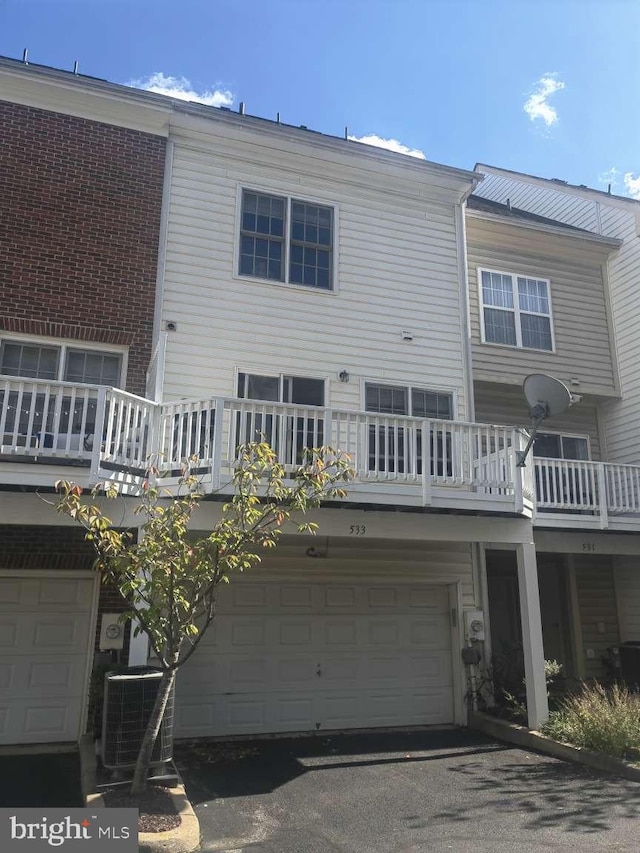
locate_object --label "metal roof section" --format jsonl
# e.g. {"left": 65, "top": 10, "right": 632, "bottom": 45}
{"left": 475, "top": 162, "right": 640, "bottom": 207}
{"left": 466, "top": 194, "right": 622, "bottom": 248}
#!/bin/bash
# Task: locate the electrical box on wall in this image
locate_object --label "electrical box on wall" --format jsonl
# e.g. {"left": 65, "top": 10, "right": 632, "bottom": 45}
{"left": 464, "top": 609, "right": 486, "bottom": 642}
{"left": 99, "top": 613, "right": 126, "bottom": 651}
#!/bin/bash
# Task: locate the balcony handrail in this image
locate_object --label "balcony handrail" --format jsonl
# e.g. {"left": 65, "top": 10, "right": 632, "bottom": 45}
{"left": 0, "top": 375, "right": 158, "bottom": 402}
{"left": 0, "top": 383, "right": 523, "bottom": 509}
{"left": 535, "top": 455, "right": 640, "bottom": 474}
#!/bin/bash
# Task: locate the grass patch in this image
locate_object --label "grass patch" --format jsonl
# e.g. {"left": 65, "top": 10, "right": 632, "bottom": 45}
{"left": 542, "top": 682, "right": 640, "bottom": 763}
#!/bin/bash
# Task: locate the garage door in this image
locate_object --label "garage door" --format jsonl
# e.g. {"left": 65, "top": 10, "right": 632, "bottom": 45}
{"left": 175, "top": 581, "right": 454, "bottom": 737}
{"left": 0, "top": 575, "right": 95, "bottom": 745}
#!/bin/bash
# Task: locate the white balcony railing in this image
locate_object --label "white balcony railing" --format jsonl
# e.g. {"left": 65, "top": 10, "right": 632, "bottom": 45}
{"left": 0, "top": 377, "right": 103, "bottom": 460}
{"left": 6, "top": 379, "right": 640, "bottom": 526}
{"left": 0, "top": 381, "right": 527, "bottom": 512}
{"left": 534, "top": 457, "right": 640, "bottom": 528}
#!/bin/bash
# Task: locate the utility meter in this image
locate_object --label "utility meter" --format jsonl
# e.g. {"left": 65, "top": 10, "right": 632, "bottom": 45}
{"left": 464, "top": 609, "right": 486, "bottom": 642}
{"left": 99, "top": 613, "right": 125, "bottom": 650}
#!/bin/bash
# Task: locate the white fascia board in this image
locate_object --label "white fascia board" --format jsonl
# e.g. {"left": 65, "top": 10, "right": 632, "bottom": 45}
{"left": 465, "top": 207, "right": 622, "bottom": 250}
{"left": 169, "top": 107, "right": 480, "bottom": 202}
{"left": 0, "top": 59, "right": 171, "bottom": 136}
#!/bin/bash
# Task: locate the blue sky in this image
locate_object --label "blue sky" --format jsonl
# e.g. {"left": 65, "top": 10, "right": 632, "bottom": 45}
{"left": 3, "top": 0, "right": 639, "bottom": 196}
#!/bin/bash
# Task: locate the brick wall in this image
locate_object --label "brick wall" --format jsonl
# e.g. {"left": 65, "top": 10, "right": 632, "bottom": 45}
{"left": 0, "top": 101, "right": 166, "bottom": 395}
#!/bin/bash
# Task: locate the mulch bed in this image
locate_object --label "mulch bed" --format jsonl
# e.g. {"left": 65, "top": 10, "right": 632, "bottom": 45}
{"left": 103, "top": 785, "right": 181, "bottom": 833}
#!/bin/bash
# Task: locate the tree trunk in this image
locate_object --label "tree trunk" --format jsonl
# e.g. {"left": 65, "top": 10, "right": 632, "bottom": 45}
{"left": 130, "top": 667, "right": 176, "bottom": 795}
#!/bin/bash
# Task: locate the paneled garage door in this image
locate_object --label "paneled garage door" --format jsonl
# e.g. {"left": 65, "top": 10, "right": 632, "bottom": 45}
{"left": 175, "top": 580, "right": 454, "bottom": 737}
{"left": 0, "top": 575, "right": 95, "bottom": 745}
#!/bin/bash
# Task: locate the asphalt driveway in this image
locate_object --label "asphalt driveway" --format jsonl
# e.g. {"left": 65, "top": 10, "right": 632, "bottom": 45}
{"left": 176, "top": 728, "right": 640, "bottom": 853}
{"left": 0, "top": 749, "right": 83, "bottom": 807}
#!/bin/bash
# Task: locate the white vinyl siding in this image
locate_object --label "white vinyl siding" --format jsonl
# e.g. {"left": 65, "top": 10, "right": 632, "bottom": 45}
{"left": 598, "top": 209, "right": 640, "bottom": 462}
{"left": 159, "top": 133, "right": 469, "bottom": 418}
{"left": 474, "top": 168, "right": 640, "bottom": 463}
{"left": 466, "top": 216, "right": 617, "bottom": 398}
{"left": 614, "top": 556, "right": 640, "bottom": 643}
{"left": 574, "top": 555, "right": 620, "bottom": 681}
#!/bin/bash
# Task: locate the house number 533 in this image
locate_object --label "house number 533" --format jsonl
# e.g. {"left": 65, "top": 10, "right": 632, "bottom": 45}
{"left": 350, "top": 525, "right": 366, "bottom": 535}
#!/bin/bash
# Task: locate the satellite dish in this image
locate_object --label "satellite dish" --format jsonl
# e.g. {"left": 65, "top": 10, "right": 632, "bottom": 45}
{"left": 523, "top": 373, "right": 572, "bottom": 419}
{"left": 517, "top": 374, "right": 575, "bottom": 467}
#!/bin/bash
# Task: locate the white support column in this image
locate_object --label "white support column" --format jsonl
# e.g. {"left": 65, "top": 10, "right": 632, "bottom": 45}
{"left": 127, "top": 618, "right": 150, "bottom": 666}
{"left": 516, "top": 541, "right": 549, "bottom": 729}
{"left": 128, "top": 523, "right": 150, "bottom": 667}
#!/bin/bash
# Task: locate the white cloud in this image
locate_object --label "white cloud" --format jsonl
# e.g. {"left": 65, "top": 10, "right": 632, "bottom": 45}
{"left": 598, "top": 167, "right": 620, "bottom": 190}
{"left": 126, "top": 72, "right": 234, "bottom": 107}
{"left": 623, "top": 172, "right": 640, "bottom": 200}
{"left": 524, "top": 74, "right": 565, "bottom": 126}
{"left": 597, "top": 167, "right": 640, "bottom": 199}
{"left": 348, "top": 133, "right": 426, "bottom": 160}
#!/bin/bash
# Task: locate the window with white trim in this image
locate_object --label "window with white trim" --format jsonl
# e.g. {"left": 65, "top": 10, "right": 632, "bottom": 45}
{"left": 237, "top": 372, "right": 325, "bottom": 464}
{"left": 533, "top": 432, "right": 591, "bottom": 508}
{"left": 239, "top": 190, "right": 334, "bottom": 290}
{"left": 479, "top": 269, "right": 554, "bottom": 351}
{"left": 533, "top": 432, "right": 589, "bottom": 460}
{"left": 0, "top": 339, "right": 125, "bottom": 446}
{"left": 0, "top": 340, "right": 123, "bottom": 386}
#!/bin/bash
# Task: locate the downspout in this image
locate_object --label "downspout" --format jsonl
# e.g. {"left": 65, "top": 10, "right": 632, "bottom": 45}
{"left": 455, "top": 195, "right": 476, "bottom": 422}
{"left": 149, "top": 138, "right": 175, "bottom": 402}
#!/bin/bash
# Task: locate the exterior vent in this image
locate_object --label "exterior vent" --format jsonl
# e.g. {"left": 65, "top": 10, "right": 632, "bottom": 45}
{"left": 101, "top": 667, "right": 174, "bottom": 770}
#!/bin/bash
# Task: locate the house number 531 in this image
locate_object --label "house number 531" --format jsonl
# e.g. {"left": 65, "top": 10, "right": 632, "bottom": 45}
{"left": 350, "top": 525, "right": 366, "bottom": 536}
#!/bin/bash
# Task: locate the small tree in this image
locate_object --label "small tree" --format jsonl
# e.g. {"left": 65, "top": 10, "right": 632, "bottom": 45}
{"left": 54, "top": 442, "right": 353, "bottom": 795}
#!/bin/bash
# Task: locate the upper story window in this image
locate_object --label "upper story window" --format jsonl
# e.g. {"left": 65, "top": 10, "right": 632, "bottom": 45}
{"left": 479, "top": 269, "right": 554, "bottom": 352}
{"left": 239, "top": 190, "right": 334, "bottom": 290}
{"left": 0, "top": 339, "right": 123, "bottom": 387}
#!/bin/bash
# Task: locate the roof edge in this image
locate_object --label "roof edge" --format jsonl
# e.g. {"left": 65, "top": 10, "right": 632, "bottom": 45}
{"left": 475, "top": 162, "right": 640, "bottom": 207}
{"left": 465, "top": 207, "right": 622, "bottom": 249}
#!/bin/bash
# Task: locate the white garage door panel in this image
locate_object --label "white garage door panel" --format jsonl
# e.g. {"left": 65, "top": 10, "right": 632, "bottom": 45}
{"left": 0, "top": 614, "right": 92, "bottom": 654}
{"left": 0, "top": 698, "right": 82, "bottom": 743}
{"left": 0, "top": 576, "right": 94, "bottom": 745}
{"left": 0, "top": 578, "right": 95, "bottom": 610}
{"left": 175, "top": 581, "right": 454, "bottom": 737}
{"left": 0, "top": 654, "right": 87, "bottom": 696}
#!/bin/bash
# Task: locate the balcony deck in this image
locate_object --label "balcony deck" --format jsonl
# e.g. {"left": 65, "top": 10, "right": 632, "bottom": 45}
{"left": 0, "top": 379, "right": 530, "bottom": 516}
{"left": 4, "top": 379, "right": 640, "bottom": 529}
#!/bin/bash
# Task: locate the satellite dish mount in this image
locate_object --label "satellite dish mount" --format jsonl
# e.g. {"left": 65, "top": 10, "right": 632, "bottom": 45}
{"left": 516, "top": 374, "right": 574, "bottom": 467}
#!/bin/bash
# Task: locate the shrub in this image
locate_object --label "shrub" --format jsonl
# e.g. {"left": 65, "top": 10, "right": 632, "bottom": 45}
{"left": 542, "top": 682, "right": 640, "bottom": 762}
